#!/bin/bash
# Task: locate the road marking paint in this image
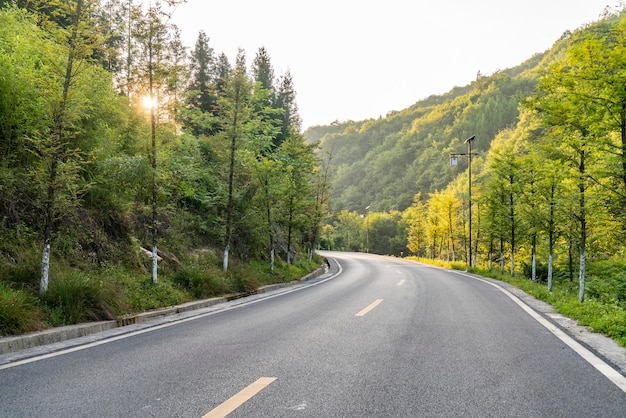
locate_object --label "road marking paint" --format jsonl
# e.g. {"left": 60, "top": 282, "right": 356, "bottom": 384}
{"left": 397, "top": 279, "right": 406, "bottom": 286}
{"left": 355, "top": 299, "right": 383, "bottom": 317}
{"left": 455, "top": 271, "right": 626, "bottom": 394}
{"left": 203, "top": 377, "right": 277, "bottom": 418}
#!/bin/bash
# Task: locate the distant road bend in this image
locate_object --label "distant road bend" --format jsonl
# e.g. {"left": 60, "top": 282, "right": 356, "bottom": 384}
{"left": 1, "top": 251, "right": 625, "bottom": 417}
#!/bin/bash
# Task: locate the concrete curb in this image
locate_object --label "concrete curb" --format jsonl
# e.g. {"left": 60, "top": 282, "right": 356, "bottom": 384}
{"left": 0, "top": 261, "right": 329, "bottom": 356}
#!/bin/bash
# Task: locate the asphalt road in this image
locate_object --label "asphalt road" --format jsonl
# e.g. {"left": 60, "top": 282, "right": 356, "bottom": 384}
{"left": 1, "top": 251, "right": 625, "bottom": 417}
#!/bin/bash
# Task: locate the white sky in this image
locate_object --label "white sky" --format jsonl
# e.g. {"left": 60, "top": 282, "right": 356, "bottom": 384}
{"left": 164, "top": 0, "right": 616, "bottom": 129}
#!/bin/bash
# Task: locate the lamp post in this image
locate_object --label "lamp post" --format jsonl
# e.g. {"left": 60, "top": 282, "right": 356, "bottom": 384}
{"left": 450, "top": 134, "right": 475, "bottom": 270}
{"left": 465, "top": 135, "right": 475, "bottom": 269}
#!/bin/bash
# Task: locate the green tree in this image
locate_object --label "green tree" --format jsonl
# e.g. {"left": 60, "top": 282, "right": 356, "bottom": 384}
{"left": 132, "top": 0, "right": 185, "bottom": 283}
{"left": 427, "top": 189, "right": 461, "bottom": 262}
{"left": 277, "top": 133, "right": 316, "bottom": 264}
{"left": 251, "top": 46, "right": 274, "bottom": 94}
{"left": 273, "top": 70, "right": 301, "bottom": 149}
{"left": 333, "top": 210, "right": 362, "bottom": 251}
{"left": 188, "top": 31, "right": 216, "bottom": 112}
{"left": 481, "top": 129, "right": 526, "bottom": 276}
{"left": 530, "top": 41, "right": 608, "bottom": 301}
{"left": 35, "top": 0, "right": 102, "bottom": 294}
{"left": 218, "top": 49, "right": 253, "bottom": 271}
{"left": 183, "top": 31, "right": 220, "bottom": 137}
{"left": 403, "top": 193, "right": 428, "bottom": 256}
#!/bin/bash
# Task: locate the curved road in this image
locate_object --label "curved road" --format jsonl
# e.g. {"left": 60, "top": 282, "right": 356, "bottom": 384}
{"left": 1, "top": 251, "right": 625, "bottom": 417}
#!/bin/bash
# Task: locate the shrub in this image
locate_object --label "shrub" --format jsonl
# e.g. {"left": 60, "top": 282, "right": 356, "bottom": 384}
{"left": 172, "top": 266, "right": 232, "bottom": 299}
{"left": 226, "top": 262, "right": 260, "bottom": 293}
{"left": 521, "top": 261, "right": 549, "bottom": 283}
{"left": 41, "top": 271, "right": 123, "bottom": 325}
{"left": 586, "top": 259, "right": 626, "bottom": 303}
{"left": 0, "top": 283, "right": 43, "bottom": 335}
{"left": 121, "top": 275, "right": 190, "bottom": 312}
{"left": 557, "top": 298, "right": 626, "bottom": 347}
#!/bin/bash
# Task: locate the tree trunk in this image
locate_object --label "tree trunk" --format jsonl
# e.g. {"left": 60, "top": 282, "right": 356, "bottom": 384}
{"left": 287, "top": 196, "right": 294, "bottom": 265}
{"left": 265, "top": 177, "right": 274, "bottom": 271}
{"left": 224, "top": 91, "right": 239, "bottom": 272}
{"left": 40, "top": 0, "right": 82, "bottom": 295}
{"left": 548, "top": 183, "right": 555, "bottom": 292}
{"left": 579, "top": 148, "right": 586, "bottom": 302}
{"left": 509, "top": 176, "right": 515, "bottom": 277}
{"left": 488, "top": 239, "right": 493, "bottom": 272}
{"left": 149, "top": 45, "right": 158, "bottom": 284}
{"left": 530, "top": 234, "right": 537, "bottom": 282}
{"left": 499, "top": 236, "right": 505, "bottom": 273}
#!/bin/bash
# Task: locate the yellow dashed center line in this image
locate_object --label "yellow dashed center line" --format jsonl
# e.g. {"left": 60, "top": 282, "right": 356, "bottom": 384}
{"left": 355, "top": 299, "right": 383, "bottom": 317}
{"left": 203, "top": 377, "right": 277, "bottom": 418}
{"left": 397, "top": 279, "right": 406, "bottom": 286}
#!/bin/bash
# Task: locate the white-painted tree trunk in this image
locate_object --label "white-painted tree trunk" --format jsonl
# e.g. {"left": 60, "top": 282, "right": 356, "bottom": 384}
{"left": 223, "top": 245, "right": 229, "bottom": 272}
{"left": 548, "top": 253, "right": 553, "bottom": 292}
{"left": 270, "top": 248, "right": 274, "bottom": 271}
{"left": 511, "top": 253, "right": 515, "bottom": 277}
{"left": 510, "top": 253, "right": 515, "bottom": 277}
{"left": 579, "top": 249, "right": 586, "bottom": 302}
{"left": 531, "top": 243, "right": 537, "bottom": 282}
{"left": 40, "top": 242, "right": 51, "bottom": 295}
{"left": 151, "top": 244, "right": 158, "bottom": 284}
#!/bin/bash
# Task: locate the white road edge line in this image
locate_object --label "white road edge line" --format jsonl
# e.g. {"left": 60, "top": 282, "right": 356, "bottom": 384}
{"left": 456, "top": 271, "right": 626, "bottom": 394}
{"left": 0, "top": 262, "right": 344, "bottom": 370}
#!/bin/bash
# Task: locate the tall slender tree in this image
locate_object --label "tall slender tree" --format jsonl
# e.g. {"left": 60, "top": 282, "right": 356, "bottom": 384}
{"left": 187, "top": 31, "right": 216, "bottom": 113}
{"left": 38, "top": 0, "right": 102, "bottom": 294}
{"left": 273, "top": 71, "right": 301, "bottom": 149}
{"left": 133, "top": 0, "right": 185, "bottom": 283}
{"left": 219, "top": 49, "right": 253, "bottom": 272}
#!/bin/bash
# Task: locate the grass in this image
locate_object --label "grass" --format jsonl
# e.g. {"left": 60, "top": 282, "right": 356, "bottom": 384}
{"left": 0, "top": 282, "right": 43, "bottom": 334}
{"left": 0, "top": 245, "right": 323, "bottom": 336}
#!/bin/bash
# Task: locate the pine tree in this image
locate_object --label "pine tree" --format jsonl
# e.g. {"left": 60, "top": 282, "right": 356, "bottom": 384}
{"left": 273, "top": 71, "right": 301, "bottom": 149}
{"left": 188, "top": 31, "right": 216, "bottom": 113}
{"left": 220, "top": 49, "right": 253, "bottom": 272}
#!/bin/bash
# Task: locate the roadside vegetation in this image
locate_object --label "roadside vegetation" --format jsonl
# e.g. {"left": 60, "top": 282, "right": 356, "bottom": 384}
{"left": 1, "top": 240, "right": 321, "bottom": 334}
{"left": 0, "top": 1, "right": 326, "bottom": 336}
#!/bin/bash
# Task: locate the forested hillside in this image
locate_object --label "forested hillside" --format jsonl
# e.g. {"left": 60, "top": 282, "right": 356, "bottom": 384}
{"left": 0, "top": 0, "right": 327, "bottom": 335}
{"left": 307, "top": 53, "right": 545, "bottom": 213}
{"left": 309, "top": 8, "right": 626, "bottom": 328}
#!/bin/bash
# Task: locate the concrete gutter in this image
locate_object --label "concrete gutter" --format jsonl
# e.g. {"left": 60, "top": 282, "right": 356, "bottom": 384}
{"left": 0, "top": 261, "right": 330, "bottom": 356}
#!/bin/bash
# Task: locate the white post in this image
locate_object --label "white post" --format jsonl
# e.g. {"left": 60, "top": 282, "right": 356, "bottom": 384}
{"left": 152, "top": 245, "right": 158, "bottom": 284}
{"left": 223, "top": 245, "right": 229, "bottom": 272}
{"left": 40, "top": 242, "right": 51, "bottom": 295}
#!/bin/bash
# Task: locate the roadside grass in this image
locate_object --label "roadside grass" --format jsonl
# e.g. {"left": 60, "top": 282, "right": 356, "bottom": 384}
{"left": 0, "top": 282, "right": 44, "bottom": 335}
{"left": 407, "top": 256, "right": 626, "bottom": 348}
{"left": 0, "top": 245, "right": 323, "bottom": 336}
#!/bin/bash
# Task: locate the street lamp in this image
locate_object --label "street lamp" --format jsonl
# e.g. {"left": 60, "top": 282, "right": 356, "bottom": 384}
{"left": 450, "top": 134, "right": 475, "bottom": 269}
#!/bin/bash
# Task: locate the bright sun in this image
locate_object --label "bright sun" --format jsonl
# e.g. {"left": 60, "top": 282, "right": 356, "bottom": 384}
{"left": 142, "top": 95, "right": 157, "bottom": 110}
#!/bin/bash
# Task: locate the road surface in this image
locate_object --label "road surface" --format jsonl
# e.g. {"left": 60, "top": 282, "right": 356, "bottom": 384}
{"left": 1, "top": 251, "right": 625, "bottom": 417}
